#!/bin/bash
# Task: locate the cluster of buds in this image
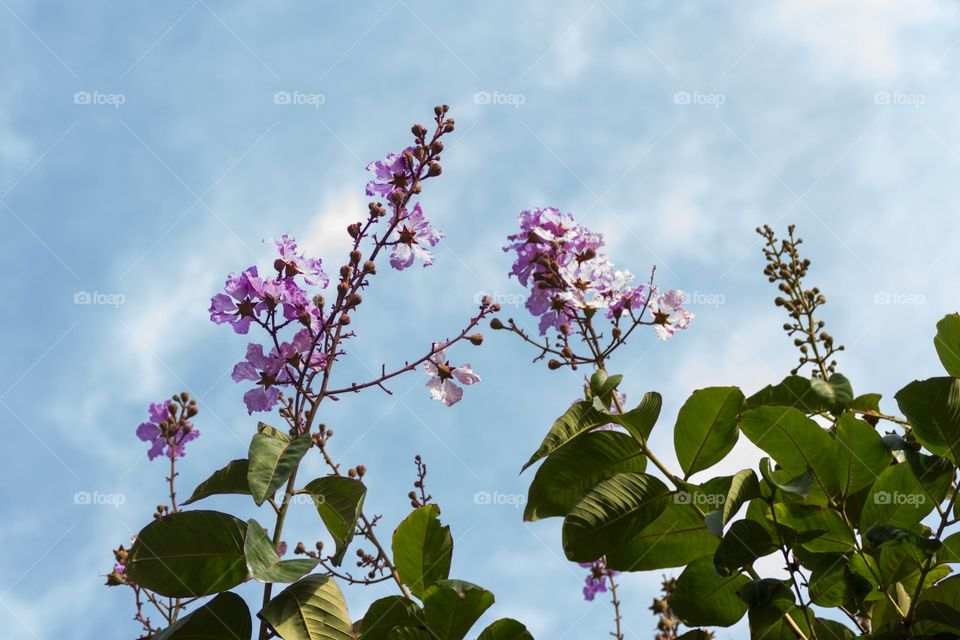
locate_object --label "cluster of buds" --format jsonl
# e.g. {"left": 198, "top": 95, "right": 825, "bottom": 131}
{"left": 758, "top": 225, "right": 844, "bottom": 377}
{"left": 408, "top": 455, "right": 432, "bottom": 508}
{"left": 293, "top": 540, "right": 325, "bottom": 560}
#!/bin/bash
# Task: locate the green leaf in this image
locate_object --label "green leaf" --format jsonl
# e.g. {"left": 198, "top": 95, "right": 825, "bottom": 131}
{"left": 126, "top": 510, "right": 248, "bottom": 597}
{"left": 562, "top": 472, "right": 670, "bottom": 562}
{"left": 152, "top": 591, "right": 252, "bottom": 640}
{"left": 746, "top": 374, "right": 853, "bottom": 414}
{"left": 301, "top": 476, "right": 367, "bottom": 565}
{"left": 813, "top": 618, "right": 857, "bottom": 640}
{"left": 834, "top": 412, "right": 891, "bottom": 496}
{"left": 183, "top": 458, "right": 251, "bottom": 505}
{"left": 422, "top": 580, "right": 494, "bottom": 640}
{"left": 861, "top": 461, "right": 941, "bottom": 532}
{"left": 259, "top": 574, "right": 354, "bottom": 640}
{"left": 611, "top": 392, "right": 662, "bottom": 443}
{"left": 739, "top": 579, "right": 811, "bottom": 640}
{"left": 245, "top": 518, "right": 318, "bottom": 583}
{"left": 522, "top": 393, "right": 661, "bottom": 471}
{"left": 912, "top": 574, "right": 960, "bottom": 635}
{"left": 806, "top": 556, "right": 871, "bottom": 609}
{"left": 475, "top": 618, "right": 534, "bottom": 640}
{"left": 935, "top": 313, "right": 960, "bottom": 377}
{"left": 357, "top": 596, "right": 422, "bottom": 640}
{"left": 895, "top": 377, "right": 960, "bottom": 465}
{"left": 606, "top": 501, "right": 718, "bottom": 571}
{"left": 704, "top": 469, "right": 760, "bottom": 536}
{"left": 248, "top": 429, "right": 313, "bottom": 506}
{"left": 670, "top": 555, "right": 750, "bottom": 627}
{"left": 739, "top": 406, "right": 838, "bottom": 501}
{"left": 589, "top": 369, "right": 623, "bottom": 409}
{"left": 938, "top": 532, "right": 960, "bottom": 563}
{"left": 674, "top": 387, "right": 744, "bottom": 477}
{"left": 392, "top": 505, "right": 453, "bottom": 599}
{"left": 714, "top": 519, "right": 776, "bottom": 573}
{"left": 760, "top": 458, "right": 813, "bottom": 500}
{"left": 772, "top": 503, "right": 856, "bottom": 553}
{"left": 524, "top": 431, "right": 645, "bottom": 522}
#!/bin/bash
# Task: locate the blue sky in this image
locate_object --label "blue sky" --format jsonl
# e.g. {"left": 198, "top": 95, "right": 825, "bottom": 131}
{"left": 3, "top": 1, "right": 960, "bottom": 638}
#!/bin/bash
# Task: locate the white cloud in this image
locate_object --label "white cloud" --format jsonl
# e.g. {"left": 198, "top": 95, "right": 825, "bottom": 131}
{"left": 772, "top": 0, "right": 948, "bottom": 81}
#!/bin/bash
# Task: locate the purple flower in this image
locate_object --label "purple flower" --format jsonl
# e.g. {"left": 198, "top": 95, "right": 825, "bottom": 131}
{"left": 136, "top": 401, "right": 199, "bottom": 460}
{"left": 366, "top": 148, "right": 413, "bottom": 197}
{"left": 209, "top": 267, "right": 263, "bottom": 334}
{"left": 424, "top": 347, "right": 480, "bottom": 406}
{"left": 579, "top": 557, "right": 618, "bottom": 601}
{"left": 232, "top": 335, "right": 327, "bottom": 414}
{"left": 649, "top": 289, "right": 693, "bottom": 340}
{"left": 270, "top": 235, "right": 328, "bottom": 287}
{"left": 390, "top": 204, "right": 443, "bottom": 270}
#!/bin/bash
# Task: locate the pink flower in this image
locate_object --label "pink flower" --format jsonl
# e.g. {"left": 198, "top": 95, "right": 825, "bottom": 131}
{"left": 390, "top": 204, "right": 443, "bottom": 270}
{"left": 424, "top": 347, "right": 480, "bottom": 406}
{"left": 649, "top": 289, "right": 693, "bottom": 340}
{"left": 366, "top": 148, "right": 413, "bottom": 197}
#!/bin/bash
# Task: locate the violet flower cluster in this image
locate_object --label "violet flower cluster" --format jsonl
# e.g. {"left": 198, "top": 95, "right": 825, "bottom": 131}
{"left": 503, "top": 207, "right": 692, "bottom": 340}
{"left": 135, "top": 397, "right": 198, "bottom": 460}
{"left": 207, "top": 106, "right": 485, "bottom": 413}
{"left": 580, "top": 556, "right": 619, "bottom": 601}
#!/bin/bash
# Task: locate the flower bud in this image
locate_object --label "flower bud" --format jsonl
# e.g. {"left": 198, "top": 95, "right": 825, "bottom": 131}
{"left": 339, "top": 314, "right": 351, "bottom": 325}
{"left": 411, "top": 123, "right": 427, "bottom": 138}
{"left": 469, "top": 333, "right": 484, "bottom": 346}
{"left": 363, "top": 260, "right": 376, "bottom": 274}
{"left": 347, "top": 223, "right": 360, "bottom": 238}
{"left": 340, "top": 265, "right": 352, "bottom": 278}
{"left": 356, "top": 464, "right": 366, "bottom": 477}
{"left": 548, "top": 359, "right": 563, "bottom": 370}
{"left": 430, "top": 140, "right": 443, "bottom": 154}
{"left": 490, "top": 318, "right": 504, "bottom": 330}
{"left": 347, "top": 293, "right": 363, "bottom": 307}
{"left": 348, "top": 468, "right": 357, "bottom": 478}
{"left": 427, "top": 161, "right": 442, "bottom": 177}
{"left": 480, "top": 295, "right": 493, "bottom": 307}
{"left": 411, "top": 180, "right": 422, "bottom": 194}
{"left": 349, "top": 250, "right": 362, "bottom": 264}
{"left": 443, "top": 121, "right": 455, "bottom": 133}
{"left": 294, "top": 542, "right": 306, "bottom": 554}
{"left": 368, "top": 202, "right": 385, "bottom": 217}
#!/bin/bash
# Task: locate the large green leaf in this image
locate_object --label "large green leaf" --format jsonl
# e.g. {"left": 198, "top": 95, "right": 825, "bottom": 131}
{"left": 704, "top": 469, "right": 760, "bottom": 536}
{"left": 152, "top": 591, "right": 252, "bottom": 640}
{"left": 248, "top": 427, "right": 313, "bottom": 505}
{"left": 674, "top": 387, "right": 744, "bottom": 477}
{"left": 935, "top": 313, "right": 960, "bottom": 377}
{"left": 861, "top": 460, "right": 941, "bottom": 532}
{"left": 125, "top": 510, "right": 248, "bottom": 597}
{"left": 392, "top": 505, "right": 453, "bottom": 599}
{"left": 746, "top": 374, "right": 853, "bottom": 414}
{"left": 772, "top": 502, "right": 855, "bottom": 553}
{"left": 475, "top": 618, "right": 534, "bottom": 640}
{"left": 357, "top": 596, "right": 422, "bottom": 640}
{"left": 301, "top": 476, "right": 367, "bottom": 565}
{"left": 738, "top": 406, "right": 838, "bottom": 501}
{"left": 895, "top": 377, "right": 960, "bottom": 465}
{"left": 524, "top": 431, "right": 645, "bottom": 522}
{"left": 183, "top": 458, "right": 251, "bottom": 505}
{"left": 605, "top": 501, "right": 718, "bottom": 571}
{"left": 522, "top": 393, "right": 661, "bottom": 471}
{"left": 912, "top": 574, "right": 960, "bottom": 636}
{"left": 259, "top": 574, "right": 354, "bottom": 640}
{"left": 834, "top": 412, "right": 891, "bottom": 496}
{"left": 670, "top": 555, "right": 750, "bottom": 627}
{"left": 562, "top": 472, "right": 670, "bottom": 562}
{"left": 422, "top": 580, "right": 494, "bottom": 640}
{"left": 713, "top": 519, "right": 776, "bottom": 573}
{"left": 245, "top": 518, "right": 318, "bottom": 583}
